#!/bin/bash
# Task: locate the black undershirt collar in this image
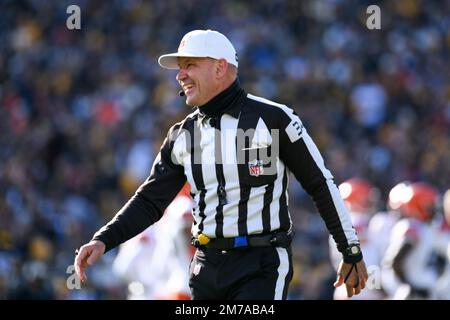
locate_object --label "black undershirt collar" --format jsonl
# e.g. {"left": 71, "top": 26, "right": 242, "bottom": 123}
{"left": 196, "top": 79, "right": 245, "bottom": 119}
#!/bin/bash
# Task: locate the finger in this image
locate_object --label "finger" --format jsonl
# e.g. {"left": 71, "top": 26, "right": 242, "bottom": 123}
{"left": 75, "top": 249, "right": 89, "bottom": 282}
{"left": 76, "top": 247, "right": 89, "bottom": 264}
{"left": 354, "top": 285, "right": 361, "bottom": 295}
{"left": 346, "top": 283, "right": 353, "bottom": 298}
{"left": 358, "top": 261, "right": 369, "bottom": 281}
{"left": 74, "top": 259, "right": 87, "bottom": 282}
{"left": 74, "top": 254, "right": 82, "bottom": 276}
{"left": 334, "top": 274, "right": 344, "bottom": 288}
{"left": 359, "top": 274, "right": 366, "bottom": 289}
{"left": 87, "top": 247, "right": 101, "bottom": 266}
{"left": 79, "top": 267, "right": 87, "bottom": 283}
{"left": 356, "top": 262, "right": 368, "bottom": 289}
{"left": 354, "top": 271, "right": 360, "bottom": 287}
{"left": 362, "top": 269, "right": 369, "bottom": 282}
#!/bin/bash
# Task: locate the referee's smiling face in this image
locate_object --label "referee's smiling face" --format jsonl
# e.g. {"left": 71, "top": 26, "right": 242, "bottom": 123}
{"left": 177, "top": 57, "right": 227, "bottom": 107}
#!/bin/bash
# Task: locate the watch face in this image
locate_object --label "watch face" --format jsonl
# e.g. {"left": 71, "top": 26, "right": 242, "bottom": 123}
{"left": 351, "top": 246, "right": 360, "bottom": 254}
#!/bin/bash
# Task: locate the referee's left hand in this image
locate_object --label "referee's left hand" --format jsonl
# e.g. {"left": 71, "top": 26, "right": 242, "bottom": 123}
{"left": 74, "top": 240, "right": 105, "bottom": 283}
{"left": 333, "top": 259, "right": 368, "bottom": 298}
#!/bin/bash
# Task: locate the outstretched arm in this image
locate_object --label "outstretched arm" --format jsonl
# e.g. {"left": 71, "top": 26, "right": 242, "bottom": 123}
{"left": 74, "top": 124, "right": 186, "bottom": 281}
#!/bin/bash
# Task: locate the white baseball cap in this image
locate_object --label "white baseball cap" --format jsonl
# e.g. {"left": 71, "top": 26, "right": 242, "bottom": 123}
{"left": 158, "top": 29, "right": 238, "bottom": 69}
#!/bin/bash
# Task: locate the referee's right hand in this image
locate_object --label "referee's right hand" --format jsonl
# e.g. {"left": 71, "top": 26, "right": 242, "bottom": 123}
{"left": 333, "top": 259, "right": 368, "bottom": 298}
{"left": 74, "top": 240, "right": 106, "bottom": 283}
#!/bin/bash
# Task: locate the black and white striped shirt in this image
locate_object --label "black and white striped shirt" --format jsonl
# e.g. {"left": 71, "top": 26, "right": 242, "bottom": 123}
{"left": 93, "top": 80, "right": 359, "bottom": 254}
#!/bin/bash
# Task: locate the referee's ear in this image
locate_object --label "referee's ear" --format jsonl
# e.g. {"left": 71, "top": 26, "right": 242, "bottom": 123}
{"left": 215, "top": 58, "right": 229, "bottom": 79}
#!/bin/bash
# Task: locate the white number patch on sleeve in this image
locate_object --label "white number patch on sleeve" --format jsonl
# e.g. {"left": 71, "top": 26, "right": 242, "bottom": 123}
{"left": 285, "top": 118, "right": 304, "bottom": 143}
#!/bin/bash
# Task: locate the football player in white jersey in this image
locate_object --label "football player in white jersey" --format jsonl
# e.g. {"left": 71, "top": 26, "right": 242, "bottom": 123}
{"left": 434, "top": 188, "right": 450, "bottom": 299}
{"left": 370, "top": 181, "right": 410, "bottom": 298}
{"left": 329, "top": 177, "right": 382, "bottom": 299}
{"left": 382, "top": 182, "right": 440, "bottom": 299}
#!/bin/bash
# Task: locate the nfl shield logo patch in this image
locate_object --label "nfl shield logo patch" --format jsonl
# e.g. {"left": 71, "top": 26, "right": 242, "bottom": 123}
{"left": 248, "top": 159, "right": 264, "bottom": 177}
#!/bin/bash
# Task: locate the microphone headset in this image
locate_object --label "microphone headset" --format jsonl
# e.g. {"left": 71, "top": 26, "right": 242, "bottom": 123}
{"left": 178, "top": 90, "right": 185, "bottom": 97}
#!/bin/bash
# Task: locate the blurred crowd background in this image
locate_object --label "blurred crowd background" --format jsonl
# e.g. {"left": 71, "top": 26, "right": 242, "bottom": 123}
{"left": 0, "top": 0, "right": 449, "bottom": 299}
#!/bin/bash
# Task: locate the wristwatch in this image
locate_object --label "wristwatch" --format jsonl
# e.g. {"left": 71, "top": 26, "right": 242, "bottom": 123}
{"left": 343, "top": 244, "right": 363, "bottom": 264}
{"left": 349, "top": 245, "right": 361, "bottom": 255}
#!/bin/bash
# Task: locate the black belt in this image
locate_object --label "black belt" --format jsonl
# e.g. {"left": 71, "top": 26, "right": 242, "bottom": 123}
{"left": 192, "top": 229, "right": 294, "bottom": 250}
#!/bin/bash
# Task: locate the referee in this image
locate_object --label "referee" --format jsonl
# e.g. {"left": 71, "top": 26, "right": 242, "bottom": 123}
{"left": 74, "top": 29, "right": 368, "bottom": 300}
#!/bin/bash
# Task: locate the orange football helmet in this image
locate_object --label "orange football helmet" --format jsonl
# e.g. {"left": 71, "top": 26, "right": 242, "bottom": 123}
{"left": 399, "top": 182, "right": 439, "bottom": 222}
{"left": 388, "top": 181, "right": 411, "bottom": 211}
{"left": 339, "top": 177, "right": 379, "bottom": 213}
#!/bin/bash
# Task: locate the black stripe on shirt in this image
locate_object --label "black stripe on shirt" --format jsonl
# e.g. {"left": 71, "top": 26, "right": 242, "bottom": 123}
{"left": 189, "top": 119, "right": 207, "bottom": 233}
{"left": 213, "top": 116, "right": 226, "bottom": 238}
{"left": 278, "top": 167, "right": 290, "bottom": 231}
{"left": 262, "top": 182, "right": 274, "bottom": 233}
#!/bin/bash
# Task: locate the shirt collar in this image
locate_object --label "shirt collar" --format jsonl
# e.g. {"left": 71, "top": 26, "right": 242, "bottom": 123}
{"left": 196, "top": 78, "right": 245, "bottom": 120}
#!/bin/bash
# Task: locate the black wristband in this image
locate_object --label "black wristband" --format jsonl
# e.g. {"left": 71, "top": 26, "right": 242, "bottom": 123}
{"left": 342, "top": 244, "right": 363, "bottom": 264}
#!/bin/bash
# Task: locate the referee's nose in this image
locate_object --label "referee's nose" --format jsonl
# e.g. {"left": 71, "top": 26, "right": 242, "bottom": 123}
{"left": 176, "top": 68, "right": 188, "bottom": 82}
